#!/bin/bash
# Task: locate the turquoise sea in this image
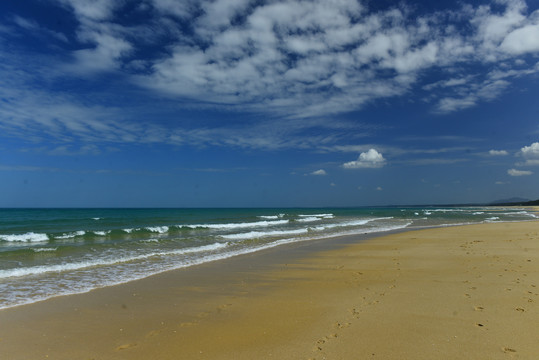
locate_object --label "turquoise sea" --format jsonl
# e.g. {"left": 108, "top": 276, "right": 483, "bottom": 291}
{"left": 0, "top": 207, "right": 537, "bottom": 309}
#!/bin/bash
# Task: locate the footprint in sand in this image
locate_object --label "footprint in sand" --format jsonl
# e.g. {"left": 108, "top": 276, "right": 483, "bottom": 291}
{"left": 145, "top": 330, "right": 161, "bottom": 338}
{"left": 515, "top": 307, "right": 525, "bottom": 312}
{"left": 216, "top": 303, "right": 232, "bottom": 313}
{"left": 474, "top": 306, "right": 484, "bottom": 311}
{"left": 197, "top": 311, "right": 211, "bottom": 318}
{"left": 502, "top": 347, "right": 517, "bottom": 353}
{"left": 180, "top": 321, "right": 198, "bottom": 327}
{"left": 334, "top": 322, "right": 351, "bottom": 329}
{"left": 116, "top": 343, "right": 137, "bottom": 351}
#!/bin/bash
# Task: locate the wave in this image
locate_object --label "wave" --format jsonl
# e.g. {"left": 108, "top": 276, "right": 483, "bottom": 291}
{"left": 258, "top": 214, "right": 285, "bottom": 219}
{"left": 181, "top": 219, "right": 289, "bottom": 230}
{"left": 500, "top": 211, "right": 537, "bottom": 217}
{"left": 146, "top": 226, "right": 169, "bottom": 234}
{"left": 221, "top": 228, "right": 309, "bottom": 240}
{"left": 55, "top": 231, "right": 86, "bottom": 239}
{"left": 32, "top": 247, "right": 58, "bottom": 253}
{"left": 298, "top": 213, "right": 334, "bottom": 218}
{"left": 296, "top": 216, "right": 321, "bottom": 223}
{"left": 0, "top": 242, "right": 228, "bottom": 279}
{"left": 0, "top": 232, "right": 49, "bottom": 243}
{"left": 311, "top": 217, "right": 391, "bottom": 231}
{"left": 222, "top": 217, "right": 393, "bottom": 240}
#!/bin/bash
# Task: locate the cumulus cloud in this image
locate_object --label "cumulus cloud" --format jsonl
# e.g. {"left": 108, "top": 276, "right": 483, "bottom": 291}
{"left": 508, "top": 168, "right": 532, "bottom": 176}
{"left": 343, "top": 149, "right": 386, "bottom": 169}
{"left": 311, "top": 169, "right": 327, "bottom": 176}
{"left": 489, "top": 149, "right": 509, "bottom": 155}
{"left": 519, "top": 141, "right": 539, "bottom": 165}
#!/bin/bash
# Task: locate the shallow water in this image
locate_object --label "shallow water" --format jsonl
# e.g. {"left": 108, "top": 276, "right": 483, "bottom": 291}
{"left": 0, "top": 207, "right": 536, "bottom": 309}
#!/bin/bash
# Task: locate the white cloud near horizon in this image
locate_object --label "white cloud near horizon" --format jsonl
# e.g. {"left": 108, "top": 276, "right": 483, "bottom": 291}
{"left": 489, "top": 149, "right": 509, "bottom": 155}
{"left": 343, "top": 149, "right": 386, "bottom": 169}
{"left": 311, "top": 169, "right": 327, "bottom": 176}
{"left": 508, "top": 168, "right": 533, "bottom": 176}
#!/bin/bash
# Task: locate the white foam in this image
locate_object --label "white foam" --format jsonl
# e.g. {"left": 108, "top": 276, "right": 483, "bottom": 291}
{"left": 472, "top": 212, "right": 484, "bottom": 215}
{"left": 296, "top": 216, "right": 321, "bottom": 223}
{"left": 92, "top": 231, "right": 109, "bottom": 236}
{"left": 32, "top": 247, "right": 57, "bottom": 253}
{"left": 146, "top": 226, "right": 169, "bottom": 233}
{"left": 298, "top": 213, "right": 334, "bottom": 218}
{"left": 92, "top": 217, "right": 101, "bottom": 220}
{"left": 485, "top": 217, "right": 500, "bottom": 222}
{"left": 311, "top": 217, "right": 391, "bottom": 231}
{"left": 183, "top": 219, "right": 289, "bottom": 230}
{"left": 221, "top": 228, "right": 308, "bottom": 240}
{"left": 0, "top": 242, "right": 228, "bottom": 279}
{"left": 258, "top": 215, "right": 279, "bottom": 219}
{"left": 0, "top": 232, "right": 49, "bottom": 243}
{"left": 56, "top": 231, "right": 86, "bottom": 239}
{"left": 500, "top": 211, "right": 538, "bottom": 217}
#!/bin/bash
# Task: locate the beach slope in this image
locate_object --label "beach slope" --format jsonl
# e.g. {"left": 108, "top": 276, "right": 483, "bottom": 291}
{"left": 0, "top": 221, "right": 538, "bottom": 359}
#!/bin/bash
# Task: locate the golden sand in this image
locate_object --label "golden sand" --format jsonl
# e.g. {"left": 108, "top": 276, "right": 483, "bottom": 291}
{"left": 0, "top": 221, "right": 538, "bottom": 359}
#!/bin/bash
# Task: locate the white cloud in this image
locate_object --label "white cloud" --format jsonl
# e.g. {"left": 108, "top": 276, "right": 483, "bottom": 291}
{"left": 71, "top": 32, "right": 132, "bottom": 72}
{"left": 521, "top": 141, "right": 539, "bottom": 156}
{"left": 343, "top": 149, "right": 386, "bottom": 169}
{"left": 12, "top": 15, "right": 68, "bottom": 42}
{"left": 508, "top": 168, "right": 532, "bottom": 176}
{"left": 311, "top": 169, "right": 327, "bottom": 176}
{"left": 4, "top": 0, "right": 536, "bottom": 120}
{"left": 500, "top": 23, "right": 539, "bottom": 54}
{"left": 55, "top": 0, "right": 118, "bottom": 21}
{"left": 489, "top": 149, "right": 509, "bottom": 155}
{"left": 519, "top": 141, "right": 539, "bottom": 165}
{"left": 127, "top": 0, "right": 539, "bottom": 116}
{"left": 3, "top": 0, "right": 539, "bottom": 151}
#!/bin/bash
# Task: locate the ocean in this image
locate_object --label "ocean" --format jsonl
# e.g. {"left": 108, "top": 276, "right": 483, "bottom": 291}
{"left": 0, "top": 207, "right": 536, "bottom": 309}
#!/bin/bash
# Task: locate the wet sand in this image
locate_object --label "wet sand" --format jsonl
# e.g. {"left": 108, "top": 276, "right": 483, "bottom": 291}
{"left": 0, "top": 221, "right": 538, "bottom": 359}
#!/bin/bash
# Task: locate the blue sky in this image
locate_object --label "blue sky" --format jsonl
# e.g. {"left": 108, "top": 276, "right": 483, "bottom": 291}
{"left": 1, "top": 0, "right": 539, "bottom": 207}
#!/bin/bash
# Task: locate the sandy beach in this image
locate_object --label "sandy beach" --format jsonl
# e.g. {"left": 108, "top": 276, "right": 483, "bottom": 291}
{"left": 1, "top": 220, "right": 538, "bottom": 359}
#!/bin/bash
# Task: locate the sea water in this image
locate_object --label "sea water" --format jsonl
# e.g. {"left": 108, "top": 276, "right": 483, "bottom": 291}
{"left": 0, "top": 207, "right": 536, "bottom": 309}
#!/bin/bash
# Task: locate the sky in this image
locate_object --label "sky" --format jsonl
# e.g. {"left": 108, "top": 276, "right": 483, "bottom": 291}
{"left": 1, "top": 0, "right": 539, "bottom": 207}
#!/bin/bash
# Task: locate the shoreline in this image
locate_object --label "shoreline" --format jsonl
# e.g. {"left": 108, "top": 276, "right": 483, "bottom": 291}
{"left": 1, "top": 220, "right": 538, "bottom": 359}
